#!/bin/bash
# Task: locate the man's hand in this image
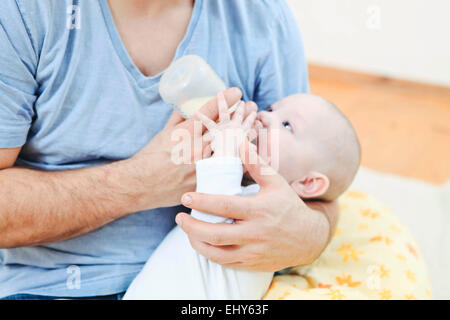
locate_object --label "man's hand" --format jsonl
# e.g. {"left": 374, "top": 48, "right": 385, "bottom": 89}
{"left": 130, "top": 88, "right": 256, "bottom": 209}
{"left": 0, "top": 88, "right": 257, "bottom": 248}
{"left": 174, "top": 141, "right": 332, "bottom": 272}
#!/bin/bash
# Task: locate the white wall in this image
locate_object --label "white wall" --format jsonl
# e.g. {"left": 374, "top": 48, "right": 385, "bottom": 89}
{"left": 287, "top": 0, "right": 450, "bottom": 87}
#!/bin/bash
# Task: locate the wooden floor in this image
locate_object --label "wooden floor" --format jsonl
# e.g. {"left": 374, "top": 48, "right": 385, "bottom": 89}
{"left": 308, "top": 65, "right": 450, "bottom": 184}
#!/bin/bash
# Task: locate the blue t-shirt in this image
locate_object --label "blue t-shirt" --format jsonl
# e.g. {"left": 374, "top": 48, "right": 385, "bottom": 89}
{"left": 0, "top": 0, "right": 308, "bottom": 297}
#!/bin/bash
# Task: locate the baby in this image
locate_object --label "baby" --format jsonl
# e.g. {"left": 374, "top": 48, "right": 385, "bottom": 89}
{"left": 123, "top": 92, "right": 360, "bottom": 300}
{"left": 246, "top": 93, "right": 360, "bottom": 202}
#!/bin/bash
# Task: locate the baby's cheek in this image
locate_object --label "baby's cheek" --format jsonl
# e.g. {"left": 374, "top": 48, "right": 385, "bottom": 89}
{"left": 268, "top": 128, "right": 286, "bottom": 159}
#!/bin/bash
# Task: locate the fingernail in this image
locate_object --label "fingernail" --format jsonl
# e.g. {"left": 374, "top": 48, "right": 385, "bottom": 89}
{"left": 182, "top": 194, "right": 192, "bottom": 205}
{"left": 175, "top": 215, "right": 182, "bottom": 227}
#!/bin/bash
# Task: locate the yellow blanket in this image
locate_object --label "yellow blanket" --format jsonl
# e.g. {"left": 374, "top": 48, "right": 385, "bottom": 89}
{"left": 263, "top": 190, "right": 432, "bottom": 300}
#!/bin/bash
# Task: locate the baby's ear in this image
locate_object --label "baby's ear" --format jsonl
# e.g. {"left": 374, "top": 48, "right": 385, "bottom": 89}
{"left": 290, "top": 172, "right": 330, "bottom": 199}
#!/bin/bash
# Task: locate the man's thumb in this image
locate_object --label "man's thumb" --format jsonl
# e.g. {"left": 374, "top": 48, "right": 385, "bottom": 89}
{"left": 165, "top": 109, "right": 185, "bottom": 128}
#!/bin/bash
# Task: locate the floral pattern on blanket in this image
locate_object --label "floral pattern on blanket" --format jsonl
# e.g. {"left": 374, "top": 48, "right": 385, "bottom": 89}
{"left": 263, "top": 190, "right": 432, "bottom": 300}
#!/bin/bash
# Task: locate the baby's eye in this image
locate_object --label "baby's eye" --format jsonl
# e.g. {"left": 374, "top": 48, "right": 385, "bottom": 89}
{"left": 267, "top": 106, "right": 273, "bottom": 112}
{"left": 282, "top": 121, "right": 292, "bottom": 131}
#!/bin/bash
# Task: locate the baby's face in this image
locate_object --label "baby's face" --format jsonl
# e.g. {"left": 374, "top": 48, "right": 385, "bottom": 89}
{"left": 256, "top": 95, "right": 333, "bottom": 183}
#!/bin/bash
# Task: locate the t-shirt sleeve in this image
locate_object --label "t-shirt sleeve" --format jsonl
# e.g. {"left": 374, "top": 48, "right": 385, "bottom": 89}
{"left": 252, "top": 1, "right": 309, "bottom": 110}
{"left": 0, "top": 1, "right": 38, "bottom": 148}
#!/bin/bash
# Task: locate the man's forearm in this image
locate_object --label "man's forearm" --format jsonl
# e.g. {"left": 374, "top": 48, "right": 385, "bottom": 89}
{"left": 309, "top": 200, "right": 339, "bottom": 242}
{"left": 0, "top": 157, "right": 154, "bottom": 248}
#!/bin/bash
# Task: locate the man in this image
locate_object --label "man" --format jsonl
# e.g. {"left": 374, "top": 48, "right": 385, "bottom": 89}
{"left": 0, "top": 0, "right": 337, "bottom": 299}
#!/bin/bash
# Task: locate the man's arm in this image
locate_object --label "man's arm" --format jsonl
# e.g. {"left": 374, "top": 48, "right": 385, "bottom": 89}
{"left": 0, "top": 149, "right": 153, "bottom": 248}
{"left": 306, "top": 200, "right": 339, "bottom": 245}
{"left": 0, "top": 88, "right": 245, "bottom": 249}
{"left": 0, "top": 147, "right": 21, "bottom": 169}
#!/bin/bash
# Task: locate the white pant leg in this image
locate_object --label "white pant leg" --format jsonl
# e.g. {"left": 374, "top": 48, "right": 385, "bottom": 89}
{"left": 123, "top": 157, "right": 273, "bottom": 300}
{"left": 123, "top": 225, "right": 210, "bottom": 299}
{"left": 124, "top": 224, "right": 272, "bottom": 300}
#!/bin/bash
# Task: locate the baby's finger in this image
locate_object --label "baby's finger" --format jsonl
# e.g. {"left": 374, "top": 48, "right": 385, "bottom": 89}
{"left": 244, "top": 101, "right": 258, "bottom": 118}
{"left": 217, "top": 92, "right": 230, "bottom": 123}
{"left": 251, "top": 120, "right": 263, "bottom": 140}
{"left": 195, "top": 111, "right": 216, "bottom": 131}
{"left": 254, "top": 119, "right": 263, "bottom": 130}
{"left": 247, "top": 129, "right": 258, "bottom": 142}
{"left": 232, "top": 101, "right": 245, "bottom": 124}
{"left": 202, "top": 143, "right": 213, "bottom": 159}
{"left": 242, "top": 111, "right": 257, "bottom": 131}
{"left": 203, "top": 131, "right": 213, "bottom": 143}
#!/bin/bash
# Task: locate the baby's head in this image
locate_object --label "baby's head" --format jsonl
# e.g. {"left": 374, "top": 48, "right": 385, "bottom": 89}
{"left": 256, "top": 94, "right": 360, "bottom": 201}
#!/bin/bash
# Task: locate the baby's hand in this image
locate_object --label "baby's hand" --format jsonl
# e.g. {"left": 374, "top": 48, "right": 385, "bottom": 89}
{"left": 196, "top": 92, "right": 257, "bottom": 158}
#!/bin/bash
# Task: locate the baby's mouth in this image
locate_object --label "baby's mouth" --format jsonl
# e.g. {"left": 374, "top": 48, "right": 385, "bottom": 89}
{"left": 256, "top": 113, "right": 267, "bottom": 127}
{"left": 257, "top": 113, "right": 275, "bottom": 133}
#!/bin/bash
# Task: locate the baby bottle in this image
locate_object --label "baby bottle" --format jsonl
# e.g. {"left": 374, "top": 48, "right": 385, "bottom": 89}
{"left": 159, "top": 55, "right": 237, "bottom": 119}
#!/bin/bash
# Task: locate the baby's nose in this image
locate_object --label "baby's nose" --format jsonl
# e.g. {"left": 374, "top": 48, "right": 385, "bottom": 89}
{"left": 257, "top": 111, "right": 276, "bottom": 128}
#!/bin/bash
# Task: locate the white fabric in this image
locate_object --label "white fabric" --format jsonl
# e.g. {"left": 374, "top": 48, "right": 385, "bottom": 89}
{"left": 123, "top": 157, "right": 273, "bottom": 300}
{"left": 350, "top": 167, "right": 450, "bottom": 300}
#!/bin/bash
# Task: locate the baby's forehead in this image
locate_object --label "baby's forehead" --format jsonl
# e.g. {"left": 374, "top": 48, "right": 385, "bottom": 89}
{"left": 279, "top": 95, "right": 350, "bottom": 140}
{"left": 276, "top": 95, "right": 333, "bottom": 120}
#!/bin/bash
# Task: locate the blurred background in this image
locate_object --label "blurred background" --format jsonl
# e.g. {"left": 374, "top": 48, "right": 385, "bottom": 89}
{"left": 286, "top": 0, "right": 449, "bottom": 299}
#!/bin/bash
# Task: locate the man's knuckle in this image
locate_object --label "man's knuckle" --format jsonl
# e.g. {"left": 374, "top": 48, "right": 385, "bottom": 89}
{"left": 246, "top": 231, "right": 265, "bottom": 243}
{"left": 245, "top": 201, "right": 257, "bottom": 218}
{"left": 209, "top": 233, "right": 222, "bottom": 245}
{"left": 244, "top": 250, "right": 260, "bottom": 262}
{"left": 209, "top": 253, "right": 225, "bottom": 265}
{"left": 188, "top": 237, "right": 199, "bottom": 250}
{"left": 182, "top": 220, "right": 193, "bottom": 234}
{"left": 221, "top": 199, "right": 232, "bottom": 213}
{"left": 249, "top": 203, "right": 264, "bottom": 216}
{"left": 256, "top": 208, "right": 272, "bottom": 221}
